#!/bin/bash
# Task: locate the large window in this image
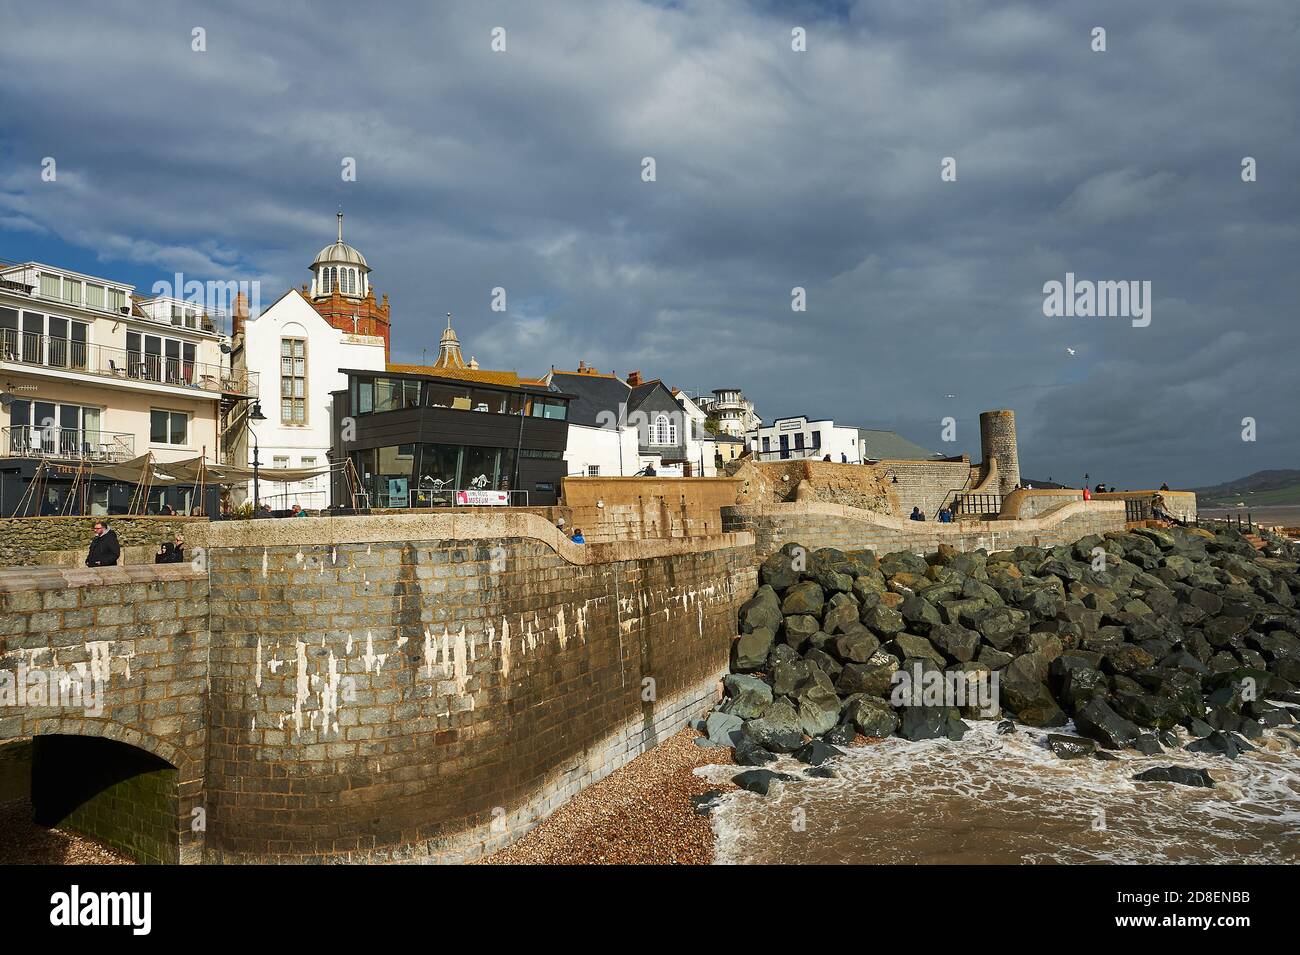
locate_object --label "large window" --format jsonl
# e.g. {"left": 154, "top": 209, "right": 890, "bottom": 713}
{"left": 651, "top": 413, "right": 678, "bottom": 446}
{"left": 127, "top": 331, "right": 196, "bottom": 385}
{"left": 527, "top": 396, "right": 567, "bottom": 420}
{"left": 373, "top": 377, "right": 421, "bottom": 413}
{"left": 150, "top": 409, "right": 188, "bottom": 446}
{"left": 281, "top": 338, "right": 307, "bottom": 424}
{"left": 7, "top": 401, "right": 102, "bottom": 456}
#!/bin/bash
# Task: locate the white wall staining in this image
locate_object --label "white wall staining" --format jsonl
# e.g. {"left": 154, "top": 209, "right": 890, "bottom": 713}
{"left": 293, "top": 640, "right": 309, "bottom": 734}
{"left": 255, "top": 638, "right": 263, "bottom": 689}
{"left": 261, "top": 549, "right": 268, "bottom": 579}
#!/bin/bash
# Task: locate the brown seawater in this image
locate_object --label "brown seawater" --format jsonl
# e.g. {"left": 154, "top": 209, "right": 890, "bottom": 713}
{"left": 700, "top": 718, "right": 1300, "bottom": 864}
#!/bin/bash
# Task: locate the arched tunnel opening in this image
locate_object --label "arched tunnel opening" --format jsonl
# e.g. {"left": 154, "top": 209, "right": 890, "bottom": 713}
{"left": 0, "top": 735, "right": 180, "bottom": 864}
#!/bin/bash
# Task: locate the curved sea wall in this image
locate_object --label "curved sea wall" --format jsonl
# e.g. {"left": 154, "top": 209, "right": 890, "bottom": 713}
{"left": 722, "top": 500, "right": 1126, "bottom": 560}
{"left": 200, "top": 513, "right": 755, "bottom": 862}
{"left": 2, "top": 513, "right": 755, "bottom": 863}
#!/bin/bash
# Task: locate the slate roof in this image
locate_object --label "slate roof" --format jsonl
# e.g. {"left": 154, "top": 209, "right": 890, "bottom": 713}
{"left": 549, "top": 371, "right": 632, "bottom": 427}
{"left": 856, "top": 429, "right": 943, "bottom": 461}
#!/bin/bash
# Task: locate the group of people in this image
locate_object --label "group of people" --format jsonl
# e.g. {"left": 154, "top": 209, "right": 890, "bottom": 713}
{"left": 84, "top": 520, "right": 187, "bottom": 567}
{"left": 908, "top": 506, "right": 954, "bottom": 523}
{"left": 555, "top": 518, "right": 584, "bottom": 544}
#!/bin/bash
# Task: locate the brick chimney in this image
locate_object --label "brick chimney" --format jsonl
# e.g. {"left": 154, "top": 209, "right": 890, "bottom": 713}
{"left": 232, "top": 291, "right": 250, "bottom": 337}
{"left": 627, "top": 370, "right": 642, "bottom": 387}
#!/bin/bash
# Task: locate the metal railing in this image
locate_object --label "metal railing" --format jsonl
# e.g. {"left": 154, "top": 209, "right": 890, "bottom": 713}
{"left": 952, "top": 492, "right": 1003, "bottom": 516}
{"left": 0, "top": 329, "right": 257, "bottom": 396}
{"left": 753, "top": 446, "right": 839, "bottom": 462}
{"left": 1, "top": 425, "right": 135, "bottom": 462}
{"left": 1124, "top": 499, "right": 1151, "bottom": 522}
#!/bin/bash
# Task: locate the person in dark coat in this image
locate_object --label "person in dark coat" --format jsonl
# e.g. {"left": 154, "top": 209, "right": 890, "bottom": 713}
{"left": 909, "top": 507, "right": 925, "bottom": 522}
{"left": 86, "top": 521, "right": 120, "bottom": 567}
{"left": 154, "top": 532, "right": 185, "bottom": 564}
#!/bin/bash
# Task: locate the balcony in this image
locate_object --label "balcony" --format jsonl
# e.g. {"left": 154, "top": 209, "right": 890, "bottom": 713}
{"left": 754, "top": 446, "right": 824, "bottom": 462}
{"left": 2, "top": 426, "right": 135, "bottom": 463}
{"left": 0, "top": 329, "right": 257, "bottom": 397}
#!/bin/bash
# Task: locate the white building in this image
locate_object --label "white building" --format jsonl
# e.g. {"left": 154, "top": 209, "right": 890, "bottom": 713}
{"left": 750, "top": 414, "right": 942, "bottom": 464}
{"left": 695, "top": 387, "right": 761, "bottom": 437}
{"left": 231, "top": 215, "right": 388, "bottom": 509}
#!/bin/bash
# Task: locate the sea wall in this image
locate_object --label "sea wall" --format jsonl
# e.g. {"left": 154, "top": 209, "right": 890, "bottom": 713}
{"left": 200, "top": 513, "right": 754, "bottom": 862}
{"left": 721, "top": 499, "right": 1126, "bottom": 559}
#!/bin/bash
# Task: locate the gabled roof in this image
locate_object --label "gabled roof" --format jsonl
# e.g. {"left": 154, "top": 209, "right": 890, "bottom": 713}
{"left": 548, "top": 370, "right": 632, "bottom": 427}
{"left": 857, "top": 429, "right": 942, "bottom": 461}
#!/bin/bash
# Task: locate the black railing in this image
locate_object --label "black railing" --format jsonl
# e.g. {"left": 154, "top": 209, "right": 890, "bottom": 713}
{"left": 952, "top": 492, "right": 1002, "bottom": 516}
{"left": 1125, "top": 499, "right": 1150, "bottom": 522}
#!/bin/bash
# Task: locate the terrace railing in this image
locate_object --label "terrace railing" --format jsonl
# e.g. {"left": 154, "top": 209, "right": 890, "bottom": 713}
{"left": 0, "top": 329, "right": 257, "bottom": 397}
{"left": 1, "top": 425, "right": 135, "bottom": 462}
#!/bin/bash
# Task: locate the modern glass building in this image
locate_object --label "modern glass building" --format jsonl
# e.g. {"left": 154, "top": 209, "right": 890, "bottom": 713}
{"left": 331, "top": 367, "right": 572, "bottom": 508}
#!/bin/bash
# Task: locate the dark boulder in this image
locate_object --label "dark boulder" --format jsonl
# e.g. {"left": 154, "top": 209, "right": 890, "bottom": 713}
{"left": 740, "top": 586, "right": 783, "bottom": 633}
{"left": 742, "top": 699, "right": 804, "bottom": 753}
{"left": 843, "top": 694, "right": 900, "bottom": 737}
{"left": 733, "top": 738, "right": 778, "bottom": 766}
{"left": 732, "top": 627, "right": 775, "bottom": 672}
{"left": 732, "top": 769, "right": 799, "bottom": 796}
{"left": 1133, "top": 766, "right": 1215, "bottom": 788}
{"left": 1047, "top": 734, "right": 1097, "bottom": 759}
{"left": 793, "top": 739, "right": 844, "bottom": 766}
{"left": 929, "top": 623, "right": 982, "bottom": 663}
{"left": 1185, "top": 730, "right": 1256, "bottom": 759}
{"left": 832, "top": 627, "right": 881, "bottom": 664}
{"left": 782, "top": 581, "right": 825, "bottom": 617}
{"left": 1074, "top": 698, "right": 1143, "bottom": 749}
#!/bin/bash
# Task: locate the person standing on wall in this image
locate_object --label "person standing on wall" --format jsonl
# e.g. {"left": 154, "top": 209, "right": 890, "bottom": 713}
{"left": 909, "top": 506, "right": 925, "bottom": 522}
{"left": 86, "top": 520, "right": 121, "bottom": 567}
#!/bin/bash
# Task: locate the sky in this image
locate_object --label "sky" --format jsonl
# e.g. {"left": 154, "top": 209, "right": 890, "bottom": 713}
{"left": 1, "top": 0, "right": 1297, "bottom": 488}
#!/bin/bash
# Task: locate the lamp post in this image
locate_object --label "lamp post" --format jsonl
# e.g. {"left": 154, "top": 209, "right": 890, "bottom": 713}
{"left": 249, "top": 401, "right": 267, "bottom": 511}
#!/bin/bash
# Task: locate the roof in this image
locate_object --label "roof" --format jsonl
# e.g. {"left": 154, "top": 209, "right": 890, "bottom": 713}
{"left": 856, "top": 429, "right": 942, "bottom": 461}
{"left": 313, "top": 241, "right": 369, "bottom": 269}
{"left": 549, "top": 371, "right": 632, "bottom": 427}
{"left": 386, "top": 363, "right": 524, "bottom": 387}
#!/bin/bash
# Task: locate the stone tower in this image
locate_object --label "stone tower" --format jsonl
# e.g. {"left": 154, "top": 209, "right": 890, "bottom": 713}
{"left": 979, "top": 409, "right": 1020, "bottom": 496}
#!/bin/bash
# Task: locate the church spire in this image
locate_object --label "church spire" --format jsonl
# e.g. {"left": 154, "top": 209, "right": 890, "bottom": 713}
{"left": 337, "top": 209, "right": 344, "bottom": 243}
{"left": 433, "top": 311, "right": 467, "bottom": 370}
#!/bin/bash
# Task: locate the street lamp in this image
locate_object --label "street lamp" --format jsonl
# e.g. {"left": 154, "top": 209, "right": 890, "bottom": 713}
{"left": 249, "top": 401, "right": 267, "bottom": 511}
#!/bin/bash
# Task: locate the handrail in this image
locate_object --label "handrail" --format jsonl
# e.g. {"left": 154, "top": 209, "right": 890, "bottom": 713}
{"left": 1, "top": 425, "right": 135, "bottom": 462}
{"left": 0, "top": 328, "right": 257, "bottom": 396}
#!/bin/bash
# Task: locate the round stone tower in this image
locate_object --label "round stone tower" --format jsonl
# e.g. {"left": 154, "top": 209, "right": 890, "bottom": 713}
{"left": 979, "top": 409, "right": 1020, "bottom": 497}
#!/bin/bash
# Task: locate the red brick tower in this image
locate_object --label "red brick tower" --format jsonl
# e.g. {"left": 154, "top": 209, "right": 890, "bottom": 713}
{"left": 302, "top": 211, "right": 391, "bottom": 358}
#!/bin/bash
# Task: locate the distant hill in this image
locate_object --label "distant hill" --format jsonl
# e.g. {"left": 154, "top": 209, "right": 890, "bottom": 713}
{"left": 1190, "top": 469, "right": 1300, "bottom": 507}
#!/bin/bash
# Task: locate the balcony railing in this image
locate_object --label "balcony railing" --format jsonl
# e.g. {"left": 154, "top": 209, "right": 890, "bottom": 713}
{"left": 0, "top": 329, "right": 257, "bottom": 397}
{"left": 2, "top": 426, "right": 135, "bottom": 462}
{"left": 754, "top": 446, "right": 827, "bottom": 462}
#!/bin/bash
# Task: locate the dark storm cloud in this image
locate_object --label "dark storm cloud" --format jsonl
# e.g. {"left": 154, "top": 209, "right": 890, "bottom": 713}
{"left": 1, "top": 0, "right": 1296, "bottom": 486}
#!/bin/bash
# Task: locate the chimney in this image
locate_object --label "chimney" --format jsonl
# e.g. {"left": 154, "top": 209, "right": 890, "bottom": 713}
{"left": 627, "top": 370, "right": 642, "bottom": 387}
{"left": 232, "top": 292, "right": 250, "bottom": 337}
{"left": 578, "top": 360, "right": 586, "bottom": 372}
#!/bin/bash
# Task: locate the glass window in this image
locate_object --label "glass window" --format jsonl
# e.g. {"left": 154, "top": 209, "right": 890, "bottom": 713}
{"left": 356, "top": 378, "right": 373, "bottom": 414}
{"left": 106, "top": 288, "right": 126, "bottom": 312}
{"left": 39, "top": 273, "right": 60, "bottom": 298}
{"left": 528, "top": 396, "right": 567, "bottom": 420}
{"left": 85, "top": 284, "right": 105, "bottom": 309}
{"left": 470, "top": 389, "right": 506, "bottom": 414}
{"left": 151, "top": 409, "right": 188, "bottom": 445}
{"left": 280, "top": 338, "right": 307, "bottom": 424}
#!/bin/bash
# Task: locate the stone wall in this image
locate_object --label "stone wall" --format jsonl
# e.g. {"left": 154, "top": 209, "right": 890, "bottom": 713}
{"left": 0, "top": 516, "right": 207, "bottom": 568}
{"left": 874, "top": 459, "right": 976, "bottom": 518}
{"left": 0, "top": 562, "right": 210, "bottom": 863}
{"left": 1095, "top": 490, "right": 1198, "bottom": 523}
{"left": 722, "top": 499, "right": 1126, "bottom": 559}
{"left": 200, "top": 514, "right": 753, "bottom": 862}
{"left": 1001, "top": 488, "right": 1085, "bottom": 520}
{"left": 2, "top": 513, "right": 756, "bottom": 863}
{"left": 560, "top": 476, "right": 740, "bottom": 542}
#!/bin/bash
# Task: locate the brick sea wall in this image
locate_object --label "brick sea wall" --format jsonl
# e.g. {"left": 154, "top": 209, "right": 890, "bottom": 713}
{"left": 2, "top": 513, "right": 756, "bottom": 863}
{"left": 722, "top": 500, "right": 1126, "bottom": 559}
{"left": 0, "top": 563, "right": 210, "bottom": 863}
{"left": 201, "top": 527, "right": 754, "bottom": 862}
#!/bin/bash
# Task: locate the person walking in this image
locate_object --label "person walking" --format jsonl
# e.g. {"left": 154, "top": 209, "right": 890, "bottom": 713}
{"left": 86, "top": 520, "right": 121, "bottom": 567}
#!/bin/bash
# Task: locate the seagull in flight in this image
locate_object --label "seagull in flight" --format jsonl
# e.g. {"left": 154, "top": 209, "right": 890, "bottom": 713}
{"left": 1066, "top": 347, "right": 1077, "bottom": 356}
